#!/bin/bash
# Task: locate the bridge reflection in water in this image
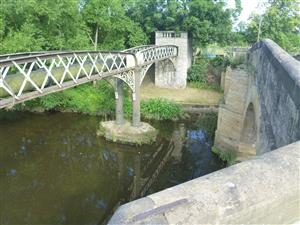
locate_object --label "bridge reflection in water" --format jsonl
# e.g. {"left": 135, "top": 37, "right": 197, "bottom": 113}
{"left": 0, "top": 112, "right": 224, "bottom": 225}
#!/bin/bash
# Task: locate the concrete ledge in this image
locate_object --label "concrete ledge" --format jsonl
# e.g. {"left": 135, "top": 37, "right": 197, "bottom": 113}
{"left": 180, "top": 103, "right": 218, "bottom": 113}
{"left": 97, "top": 121, "right": 158, "bottom": 145}
{"left": 109, "top": 141, "right": 300, "bottom": 224}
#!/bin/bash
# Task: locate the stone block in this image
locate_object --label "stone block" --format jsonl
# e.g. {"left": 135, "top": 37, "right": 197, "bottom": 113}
{"left": 109, "top": 141, "right": 300, "bottom": 224}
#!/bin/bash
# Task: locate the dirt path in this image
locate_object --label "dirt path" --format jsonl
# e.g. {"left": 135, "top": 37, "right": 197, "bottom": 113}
{"left": 141, "top": 82, "right": 222, "bottom": 105}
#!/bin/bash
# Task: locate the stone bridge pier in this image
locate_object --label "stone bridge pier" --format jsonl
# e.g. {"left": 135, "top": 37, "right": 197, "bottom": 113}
{"left": 100, "top": 31, "right": 192, "bottom": 145}
{"left": 99, "top": 66, "right": 158, "bottom": 145}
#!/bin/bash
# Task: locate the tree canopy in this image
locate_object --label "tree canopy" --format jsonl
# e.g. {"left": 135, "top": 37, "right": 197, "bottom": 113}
{"left": 0, "top": 0, "right": 147, "bottom": 53}
{"left": 245, "top": 0, "right": 300, "bottom": 52}
{"left": 0, "top": 0, "right": 299, "bottom": 53}
{"left": 0, "top": 0, "right": 90, "bottom": 52}
{"left": 125, "top": 0, "right": 238, "bottom": 46}
{"left": 81, "top": 0, "right": 147, "bottom": 50}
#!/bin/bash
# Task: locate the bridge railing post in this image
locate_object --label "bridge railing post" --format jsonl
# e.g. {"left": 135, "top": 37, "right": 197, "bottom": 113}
{"left": 115, "top": 79, "right": 125, "bottom": 125}
{"left": 132, "top": 67, "right": 141, "bottom": 127}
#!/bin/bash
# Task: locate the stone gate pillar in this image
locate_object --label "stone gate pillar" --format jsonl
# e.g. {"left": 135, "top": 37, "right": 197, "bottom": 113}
{"left": 155, "top": 31, "right": 192, "bottom": 89}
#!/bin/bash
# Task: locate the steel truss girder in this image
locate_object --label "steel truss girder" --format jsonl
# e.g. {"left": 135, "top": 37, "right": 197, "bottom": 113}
{"left": 0, "top": 45, "right": 178, "bottom": 108}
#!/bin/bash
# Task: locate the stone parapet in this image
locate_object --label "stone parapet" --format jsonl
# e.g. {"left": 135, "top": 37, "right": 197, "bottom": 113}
{"left": 109, "top": 141, "right": 300, "bottom": 224}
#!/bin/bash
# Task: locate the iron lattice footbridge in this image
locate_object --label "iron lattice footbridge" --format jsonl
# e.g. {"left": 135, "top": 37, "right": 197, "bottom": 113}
{"left": 0, "top": 45, "right": 178, "bottom": 126}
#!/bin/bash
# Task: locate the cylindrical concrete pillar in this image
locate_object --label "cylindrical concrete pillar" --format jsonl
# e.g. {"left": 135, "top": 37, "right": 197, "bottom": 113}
{"left": 132, "top": 68, "right": 141, "bottom": 127}
{"left": 115, "top": 79, "right": 125, "bottom": 125}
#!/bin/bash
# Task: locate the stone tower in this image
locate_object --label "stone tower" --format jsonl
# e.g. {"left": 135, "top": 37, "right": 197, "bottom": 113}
{"left": 155, "top": 31, "right": 192, "bottom": 89}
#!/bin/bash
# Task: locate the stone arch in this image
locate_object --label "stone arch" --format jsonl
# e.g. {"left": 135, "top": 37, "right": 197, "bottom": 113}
{"left": 155, "top": 58, "right": 177, "bottom": 88}
{"left": 239, "top": 102, "right": 257, "bottom": 157}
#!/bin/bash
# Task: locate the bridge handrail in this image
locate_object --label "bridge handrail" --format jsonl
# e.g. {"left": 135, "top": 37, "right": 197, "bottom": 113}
{"left": 0, "top": 45, "right": 154, "bottom": 61}
{"left": 0, "top": 50, "right": 137, "bottom": 67}
{"left": 0, "top": 51, "right": 67, "bottom": 61}
{"left": 0, "top": 45, "right": 178, "bottom": 108}
{"left": 137, "top": 45, "right": 178, "bottom": 53}
{"left": 136, "top": 45, "right": 178, "bottom": 65}
{"left": 124, "top": 45, "right": 155, "bottom": 53}
{"left": 0, "top": 45, "right": 151, "bottom": 61}
{"left": 0, "top": 45, "right": 177, "bottom": 66}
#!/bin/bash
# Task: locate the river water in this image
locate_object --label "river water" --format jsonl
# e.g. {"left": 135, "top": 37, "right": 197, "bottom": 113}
{"left": 0, "top": 111, "right": 225, "bottom": 225}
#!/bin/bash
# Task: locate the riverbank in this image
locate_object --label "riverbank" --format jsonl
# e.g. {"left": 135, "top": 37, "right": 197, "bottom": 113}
{"left": 6, "top": 79, "right": 222, "bottom": 120}
{"left": 141, "top": 82, "right": 222, "bottom": 105}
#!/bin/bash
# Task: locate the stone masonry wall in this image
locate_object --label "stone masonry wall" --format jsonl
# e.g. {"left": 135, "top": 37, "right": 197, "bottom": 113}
{"left": 155, "top": 32, "right": 192, "bottom": 88}
{"left": 249, "top": 39, "right": 300, "bottom": 153}
{"left": 215, "top": 39, "right": 300, "bottom": 157}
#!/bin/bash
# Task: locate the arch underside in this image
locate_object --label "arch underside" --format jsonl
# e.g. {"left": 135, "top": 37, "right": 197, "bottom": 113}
{"left": 239, "top": 103, "right": 257, "bottom": 157}
{"left": 155, "top": 58, "right": 177, "bottom": 88}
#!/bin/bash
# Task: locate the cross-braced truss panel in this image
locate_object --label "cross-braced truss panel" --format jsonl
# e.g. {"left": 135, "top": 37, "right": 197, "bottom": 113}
{"left": 139, "top": 45, "right": 178, "bottom": 65}
{"left": 0, "top": 45, "right": 178, "bottom": 108}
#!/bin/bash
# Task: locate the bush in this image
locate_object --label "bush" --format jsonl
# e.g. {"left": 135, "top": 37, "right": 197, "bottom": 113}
{"left": 210, "top": 56, "right": 230, "bottom": 68}
{"left": 61, "top": 83, "right": 115, "bottom": 115}
{"left": 16, "top": 84, "right": 184, "bottom": 121}
{"left": 141, "top": 98, "right": 183, "bottom": 120}
{"left": 18, "top": 81, "right": 116, "bottom": 115}
{"left": 228, "top": 55, "right": 246, "bottom": 68}
{"left": 187, "top": 59, "right": 208, "bottom": 84}
{"left": 187, "top": 58, "right": 224, "bottom": 91}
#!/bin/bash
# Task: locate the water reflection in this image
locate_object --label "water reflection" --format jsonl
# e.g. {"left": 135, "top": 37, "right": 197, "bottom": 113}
{"left": 0, "top": 112, "right": 224, "bottom": 225}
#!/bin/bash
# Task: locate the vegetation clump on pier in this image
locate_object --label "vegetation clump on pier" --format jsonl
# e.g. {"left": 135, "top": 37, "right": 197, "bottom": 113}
{"left": 212, "top": 147, "right": 237, "bottom": 166}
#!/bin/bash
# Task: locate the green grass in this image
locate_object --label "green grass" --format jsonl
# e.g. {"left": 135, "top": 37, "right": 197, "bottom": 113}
{"left": 189, "top": 81, "right": 222, "bottom": 92}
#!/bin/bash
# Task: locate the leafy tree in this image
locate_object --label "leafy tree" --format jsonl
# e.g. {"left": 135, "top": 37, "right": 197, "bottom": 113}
{"left": 126, "top": 0, "right": 238, "bottom": 46}
{"left": 0, "top": 0, "right": 90, "bottom": 53}
{"left": 81, "top": 0, "right": 147, "bottom": 50}
{"left": 230, "top": 21, "right": 248, "bottom": 46}
{"left": 183, "top": 0, "right": 233, "bottom": 46}
{"left": 233, "top": 0, "right": 242, "bottom": 20}
{"left": 245, "top": 0, "right": 300, "bottom": 52}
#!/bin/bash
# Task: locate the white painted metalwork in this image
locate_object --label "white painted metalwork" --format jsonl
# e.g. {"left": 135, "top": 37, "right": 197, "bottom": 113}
{"left": 114, "top": 70, "right": 136, "bottom": 91}
{"left": 137, "top": 45, "right": 178, "bottom": 65}
{"left": 0, "top": 45, "right": 178, "bottom": 108}
{"left": 124, "top": 45, "right": 155, "bottom": 54}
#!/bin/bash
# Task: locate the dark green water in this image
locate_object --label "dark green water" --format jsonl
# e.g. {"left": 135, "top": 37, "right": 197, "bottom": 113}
{"left": 0, "top": 111, "right": 225, "bottom": 225}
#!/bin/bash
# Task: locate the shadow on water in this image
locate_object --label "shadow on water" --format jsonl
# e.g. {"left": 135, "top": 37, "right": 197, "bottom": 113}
{"left": 0, "top": 111, "right": 224, "bottom": 225}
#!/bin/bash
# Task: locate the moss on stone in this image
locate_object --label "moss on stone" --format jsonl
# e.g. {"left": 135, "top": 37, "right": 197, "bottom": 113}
{"left": 212, "top": 146, "right": 237, "bottom": 166}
